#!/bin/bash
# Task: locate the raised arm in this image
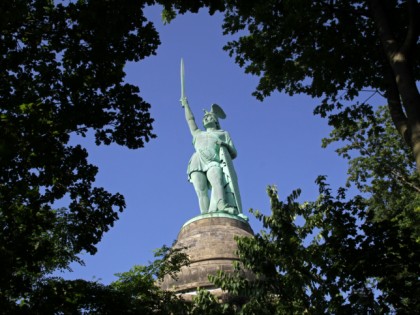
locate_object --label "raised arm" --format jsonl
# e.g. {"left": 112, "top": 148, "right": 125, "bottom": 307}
{"left": 181, "top": 97, "right": 198, "bottom": 135}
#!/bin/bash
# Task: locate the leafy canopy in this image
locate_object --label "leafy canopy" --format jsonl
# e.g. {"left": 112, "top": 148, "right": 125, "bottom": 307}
{"left": 164, "top": 0, "right": 420, "bottom": 173}
{"left": 209, "top": 106, "right": 420, "bottom": 314}
{"left": 0, "top": 0, "right": 158, "bottom": 308}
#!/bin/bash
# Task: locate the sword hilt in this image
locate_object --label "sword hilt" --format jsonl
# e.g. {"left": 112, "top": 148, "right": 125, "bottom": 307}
{"left": 180, "top": 96, "right": 188, "bottom": 108}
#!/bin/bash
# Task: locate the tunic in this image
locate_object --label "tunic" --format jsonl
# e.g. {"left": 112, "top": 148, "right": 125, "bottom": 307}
{"left": 187, "top": 129, "right": 236, "bottom": 180}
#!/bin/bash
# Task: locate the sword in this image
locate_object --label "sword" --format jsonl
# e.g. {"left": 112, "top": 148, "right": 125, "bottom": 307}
{"left": 180, "top": 58, "right": 186, "bottom": 107}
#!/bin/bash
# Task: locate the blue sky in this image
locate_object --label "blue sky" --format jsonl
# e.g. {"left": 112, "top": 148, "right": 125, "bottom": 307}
{"left": 58, "top": 6, "right": 384, "bottom": 284}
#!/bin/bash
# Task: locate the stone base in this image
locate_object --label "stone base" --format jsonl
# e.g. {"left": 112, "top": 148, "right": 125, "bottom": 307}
{"left": 159, "top": 213, "right": 254, "bottom": 293}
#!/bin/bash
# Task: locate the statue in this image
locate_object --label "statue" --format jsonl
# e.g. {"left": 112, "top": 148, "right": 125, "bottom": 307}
{"left": 180, "top": 59, "right": 245, "bottom": 218}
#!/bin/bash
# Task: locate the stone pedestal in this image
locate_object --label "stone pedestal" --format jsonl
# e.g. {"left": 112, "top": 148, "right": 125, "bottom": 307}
{"left": 160, "top": 213, "right": 254, "bottom": 295}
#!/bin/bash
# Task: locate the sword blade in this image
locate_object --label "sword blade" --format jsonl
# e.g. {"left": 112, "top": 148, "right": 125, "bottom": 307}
{"left": 180, "top": 58, "right": 185, "bottom": 99}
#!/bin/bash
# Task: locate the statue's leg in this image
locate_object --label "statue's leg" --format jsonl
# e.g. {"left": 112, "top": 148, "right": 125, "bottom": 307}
{"left": 207, "top": 166, "right": 233, "bottom": 211}
{"left": 190, "top": 171, "right": 209, "bottom": 214}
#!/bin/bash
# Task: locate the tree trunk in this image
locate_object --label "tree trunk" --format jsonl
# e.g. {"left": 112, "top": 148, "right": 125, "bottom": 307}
{"left": 370, "top": 0, "right": 420, "bottom": 174}
{"left": 385, "top": 65, "right": 410, "bottom": 145}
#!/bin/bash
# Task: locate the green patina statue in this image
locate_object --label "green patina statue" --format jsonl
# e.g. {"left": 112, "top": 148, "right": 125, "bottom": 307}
{"left": 180, "top": 59, "right": 244, "bottom": 218}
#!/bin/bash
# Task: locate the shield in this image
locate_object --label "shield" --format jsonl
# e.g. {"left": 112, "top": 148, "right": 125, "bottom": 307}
{"left": 220, "top": 146, "right": 242, "bottom": 214}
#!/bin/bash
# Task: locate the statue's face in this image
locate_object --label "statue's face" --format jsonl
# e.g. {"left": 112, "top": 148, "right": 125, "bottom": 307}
{"left": 203, "top": 114, "right": 218, "bottom": 129}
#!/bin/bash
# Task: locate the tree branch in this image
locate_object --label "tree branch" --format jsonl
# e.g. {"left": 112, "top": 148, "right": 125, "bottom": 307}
{"left": 351, "top": 136, "right": 420, "bottom": 194}
{"left": 385, "top": 64, "right": 410, "bottom": 145}
{"left": 401, "top": 0, "right": 419, "bottom": 56}
{"left": 389, "top": 168, "right": 420, "bottom": 193}
{"left": 368, "top": 0, "right": 399, "bottom": 55}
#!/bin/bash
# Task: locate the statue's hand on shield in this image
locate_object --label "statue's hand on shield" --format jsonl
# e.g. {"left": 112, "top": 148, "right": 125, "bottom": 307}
{"left": 216, "top": 140, "right": 227, "bottom": 147}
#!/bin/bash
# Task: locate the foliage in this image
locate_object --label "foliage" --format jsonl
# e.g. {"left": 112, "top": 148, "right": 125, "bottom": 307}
{"left": 165, "top": 0, "right": 420, "bottom": 172}
{"left": 219, "top": 0, "right": 420, "bottom": 161}
{"left": 106, "top": 245, "right": 190, "bottom": 315}
{"left": 208, "top": 106, "right": 420, "bottom": 314}
{"left": 0, "top": 0, "right": 228, "bottom": 311}
{"left": 189, "top": 288, "right": 235, "bottom": 315}
{"left": 322, "top": 106, "right": 420, "bottom": 312}
{"left": 158, "top": 0, "right": 225, "bottom": 23}
{"left": 159, "top": 1, "right": 420, "bottom": 310}
{"left": 8, "top": 244, "right": 189, "bottom": 314}
{"left": 0, "top": 0, "right": 158, "bottom": 308}
{"left": 2, "top": 0, "right": 419, "bottom": 313}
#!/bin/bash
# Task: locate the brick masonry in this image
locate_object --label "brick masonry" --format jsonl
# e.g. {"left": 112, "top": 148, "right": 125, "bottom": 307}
{"left": 159, "top": 216, "right": 254, "bottom": 293}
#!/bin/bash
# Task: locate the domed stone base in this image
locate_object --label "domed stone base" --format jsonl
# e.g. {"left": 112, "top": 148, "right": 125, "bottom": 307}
{"left": 160, "top": 213, "right": 254, "bottom": 293}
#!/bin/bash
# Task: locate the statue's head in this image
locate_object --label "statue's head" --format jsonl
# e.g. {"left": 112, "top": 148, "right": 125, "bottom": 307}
{"left": 203, "top": 104, "right": 226, "bottom": 129}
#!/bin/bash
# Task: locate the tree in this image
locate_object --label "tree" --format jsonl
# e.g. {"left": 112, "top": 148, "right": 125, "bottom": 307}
{"left": 209, "top": 106, "right": 420, "bottom": 314}
{"left": 163, "top": 0, "right": 420, "bottom": 173}
{"left": 0, "top": 0, "right": 158, "bottom": 308}
{"left": 220, "top": 0, "right": 420, "bottom": 174}
{"left": 19, "top": 246, "right": 190, "bottom": 314}
{"left": 2, "top": 0, "right": 418, "bottom": 312}
{"left": 0, "top": 0, "right": 240, "bottom": 310}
